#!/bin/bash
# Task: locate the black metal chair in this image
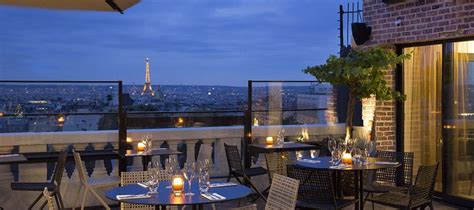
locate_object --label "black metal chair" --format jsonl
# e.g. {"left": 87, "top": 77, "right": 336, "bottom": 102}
{"left": 11, "top": 151, "right": 67, "bottom": 210}
{"left": 287, "top": 165, "right": 357, "bottom": 210}
{"left": 223, "top": 143, "right": 268, "bottom": 202}
{"left": 366, "top": 163, "right": 439, "bottom": 210}
{"left": 364, "top": 151, "right": 414, "bottom": 207}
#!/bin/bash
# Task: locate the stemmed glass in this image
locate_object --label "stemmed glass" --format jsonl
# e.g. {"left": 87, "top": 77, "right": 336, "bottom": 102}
{"left": 165, "top": 157, "right": 178, "bottom": 188}
{"left": 328, "top": 139, "right": 337, "bottom": 163}
{"left": 367, "top": 140, "right": 377, "bottom": 157}
{"left": 145, "top": 161, "right": 159, "bottom": 195}
{"left": 183, "top": 162, "right": 196, "bottom": 196}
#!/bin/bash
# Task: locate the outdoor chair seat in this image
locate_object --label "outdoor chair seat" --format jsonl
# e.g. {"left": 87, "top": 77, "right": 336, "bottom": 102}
{"left": 234, "top": 167, "right": 268, "bottom": 177}
{"left": 296, "top": 199, "right": 355, "bottom": 209}
{"left": 365, "top": 191, "right": 429, "bottom": 209}
{"left": 363, "top": 182, "right": 406, "bottom": 193}
{"left": 11, "top": 182, "right": 57, "bottom": 191}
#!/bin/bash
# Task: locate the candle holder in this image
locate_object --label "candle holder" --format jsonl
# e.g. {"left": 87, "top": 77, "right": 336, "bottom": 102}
{"left": 266, "top": 137, "right": 274, "bottom": 146}
{"left": 342, "top": 151, "right": 352, "bottom": 165}
{"left": 171, "top": 175, "right": 184, "bottom": 196}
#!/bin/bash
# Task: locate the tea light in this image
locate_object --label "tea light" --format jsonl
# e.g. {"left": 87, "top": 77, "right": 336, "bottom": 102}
{"left": 126, "top": 137, "right": 133, "bottom": 143}
{"left": 342, "top": 152, "right": 352, "bottom": 165}
{"left": 137, "top": 142, "right": 146, "bottom": 152}
{"left": 266, "top": 137, "right": 274, "bottom": 146}
{"left": 171, "top": 175, "right": 184, "bottom": 196}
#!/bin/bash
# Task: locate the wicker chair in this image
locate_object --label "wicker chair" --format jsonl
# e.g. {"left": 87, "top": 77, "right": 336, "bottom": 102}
{"left": 287, "top": 165, "right": 357, "bottom": 210}
{"left": 72, "top": 150, "right": 119, "bottom": 210}
{"left": 230, "top": 174, "right": 299, "bottom": 210}
{"left": 11, "top": 150, "right": 67, "bottom": 210}
{"left": 364, "top": 151, "right": 414, "bottom": 206}
{"left": 366, "top": 163, "right": 439, "bottom": 210}
{"left": 224, "top": 143, "right": 268, "bottom": 202}
{"left": 43, "top": 187, "right": 55, "bottom": 210}
{"left": 121, "top": 170, "right": 176, "bottom": 210}
{"left": 265, "top": 152, "right": 291, "bottom": 181}
{"left": 196, "top": 144, "right": 213, "bottom": 164}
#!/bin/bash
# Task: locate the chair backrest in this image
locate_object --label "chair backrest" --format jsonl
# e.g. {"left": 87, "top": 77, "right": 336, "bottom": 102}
{"left": 120, "top": 170, "right": 169, "bottom": 210}
{"left": 43, "top": 187, "right": 55, "bottom": 210}
{"left": 73, "top": 151, "right": 88, "bottom": 184}
{"left": 196, "top": 144, "right": 213, "bottom": 164}
{"left": 265, "top": 152, "right": 290, "bottom": 181}
{"left": 51, "top": 151, "right": 67, "bottom": 187}
{"left": 375, "top": 150, "right": 414, "bottom": 187}
{"left": 409, "top": 163, "right": 439, "bottom": 207}
{"left": 375, "top": 150, "right": 398, "bottom": 184}
{"left": 397, "top": 152, "right": 414, "bottom": 187}
{"left": 287, "top": 165, "right": 337, "bottom": 207}
{"left": 265, "top": 174, "right": 299, "bottom": 210}
{"left": 224, "top": 144, "right": 243, "bottom": 172}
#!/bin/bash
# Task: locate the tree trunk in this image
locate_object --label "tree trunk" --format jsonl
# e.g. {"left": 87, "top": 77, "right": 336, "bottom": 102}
{"left": 345, "top": 91, "right": 356, "bottom": 143}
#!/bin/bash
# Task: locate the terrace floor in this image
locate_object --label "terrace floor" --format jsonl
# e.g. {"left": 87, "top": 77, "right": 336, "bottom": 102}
{"left": 86, "top": 196, "right": 467, "bottom": 210}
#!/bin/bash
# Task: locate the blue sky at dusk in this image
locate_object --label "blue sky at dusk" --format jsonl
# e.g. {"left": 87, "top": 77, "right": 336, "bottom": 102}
{"left": 0, "top": 0, "right": 349, "bottom": 86}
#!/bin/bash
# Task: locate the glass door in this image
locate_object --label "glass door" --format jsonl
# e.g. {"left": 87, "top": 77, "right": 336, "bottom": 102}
{"left": 403, "top": 45, "right": 443, "bottom": 191}
{"left": 444, "top": 41, "right": 474, "bottom": 200}
{"left": 403, "top": 42, "right": 474, "bottom": 201}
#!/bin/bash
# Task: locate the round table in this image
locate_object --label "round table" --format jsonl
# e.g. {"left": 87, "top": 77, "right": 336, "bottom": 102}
{"left": 105, "top": 180, "right": 252, "bottom": 210}
{"left": 295, "top": 157, "right": 400, "bottom": 210}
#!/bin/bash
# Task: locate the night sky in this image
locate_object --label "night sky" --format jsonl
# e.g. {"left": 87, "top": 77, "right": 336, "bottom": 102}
{"left": 0, "top": 0, "right": 350, "bottom": 86}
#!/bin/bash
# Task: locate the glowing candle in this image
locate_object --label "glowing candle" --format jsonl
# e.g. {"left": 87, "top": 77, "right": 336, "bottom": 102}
{"left": 137, "top": 142, "right": 146, "bottom": 152}
{"left": 126, "top": 137, "right": 133, "bottom": 143}
{"left": 266, "top": 137, "right": 274, "bottom": 146}
{"left": 342, "top": 152, "right": 352, "bottom": 165}
{"left": 171, "top": 175, "right": 184, "bottom": 196}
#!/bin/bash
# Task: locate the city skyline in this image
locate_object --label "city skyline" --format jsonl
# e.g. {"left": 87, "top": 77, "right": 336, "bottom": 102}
{"left": 0, "top": 0, "right": 348, "bottom": 86}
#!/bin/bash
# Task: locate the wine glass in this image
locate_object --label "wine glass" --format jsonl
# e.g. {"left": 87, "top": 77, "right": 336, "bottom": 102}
{"left": 183, "top": 162, "right": 196, "bottom": 196}
{"left": 328, "top": 139, "right": 336, "bottom": 163}
{"left": 145, "top": 162, "right": 158, "bottom": 195}
{"left": 198, "top": 170, "right": 210, "bottom": 194}
{"left": 165, "top": 158, "right": 177, "bottom": 188}
{"left": 368, "top": 141, "right": 377, "bottom": 157}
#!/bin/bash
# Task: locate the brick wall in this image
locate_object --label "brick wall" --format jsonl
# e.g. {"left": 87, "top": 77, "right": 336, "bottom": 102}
{"left": 362, "top": 0, "right": 474, "bottom": 150}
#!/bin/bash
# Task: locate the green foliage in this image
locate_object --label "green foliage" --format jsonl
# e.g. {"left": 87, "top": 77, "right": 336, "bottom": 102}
{"left": 303, "top": 47, "right": 410, "bottom": 101}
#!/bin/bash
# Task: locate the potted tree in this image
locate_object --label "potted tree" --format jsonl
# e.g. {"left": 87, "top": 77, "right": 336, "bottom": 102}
{"left": 304, "top": 47, "right": 410, "bottom": 141}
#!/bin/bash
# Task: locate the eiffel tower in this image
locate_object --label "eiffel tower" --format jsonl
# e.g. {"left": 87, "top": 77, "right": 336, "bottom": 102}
{"left": 141, "top": 57, "right": 155, "bottom": 96}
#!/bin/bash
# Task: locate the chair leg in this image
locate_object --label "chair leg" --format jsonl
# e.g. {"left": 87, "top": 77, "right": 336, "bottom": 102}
{"left": 244, "top": 175, "right": 267, "bottom": 203}
{"left": 72, "top": 185, "right": 84, "bottom": 210}
{"left": 39, "top": 199, "right": 48, "bottom": 210}
{"left": 429, "top": 202, "right": 434, "bottom": 210}
{"left": 89, "top": 186, "right": 111, "bottom": 210}
{"left": 81, "top": 186, "right": 89, "bottom": 210}
{"left": 227, "top": 173, "right": 232, "bottom": 182}
{"left": 56, "top": 190, "right": 65, "bottom": 210}
{"left": 28, "top": 193, "right": 44, "bottom": 210}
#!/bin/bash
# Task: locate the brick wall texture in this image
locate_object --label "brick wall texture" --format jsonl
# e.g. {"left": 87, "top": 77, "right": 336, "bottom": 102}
{"left": 362, "top": 0, "right": 474, "bottom": 150}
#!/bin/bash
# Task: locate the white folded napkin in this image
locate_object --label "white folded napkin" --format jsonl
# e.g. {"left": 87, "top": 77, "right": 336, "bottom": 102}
{"left": 209, "top": 182, "right": 238, "bottom": 188}
{"left": 137, "top": 181, "right": 151, "bottom": 188}
{"left": 329, "top": 164, "right": 350, "bottom": 169}
{"left": 374, "top": 161, "right": 399, "bottom": 165}
{"left": 116, "top": 194, "right": 151, "bottom": 200}
{"left": 201, "top": 193, "right": 226, "bottom": 201}
{"left": 298, "top": 159, "right": 321, "bottom": 164}
{"left": 0, "top": 154, "right": 20, "bottom": 158}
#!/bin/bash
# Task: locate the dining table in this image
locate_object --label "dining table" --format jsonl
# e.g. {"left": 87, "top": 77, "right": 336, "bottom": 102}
{"left": 0, "top": 153, "right": 27, "bottom": 165}
{"left": 295, "top": 156, "right": 400, "bottom": 210}
{"left": 105, "top": 180, "right": 252, "bottom": 210}
{"left": 249, "top": 142, "right": 317, "bottom": 154}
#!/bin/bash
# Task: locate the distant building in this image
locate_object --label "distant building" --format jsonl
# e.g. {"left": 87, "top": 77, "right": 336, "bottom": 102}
{"left": 296, "top": 83, "right": 331, "bottom": 124}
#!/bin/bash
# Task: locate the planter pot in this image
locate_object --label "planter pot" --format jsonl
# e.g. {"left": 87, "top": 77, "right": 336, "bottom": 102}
{"left": 351, "top": 22, "right": 371, "bottom": 45}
